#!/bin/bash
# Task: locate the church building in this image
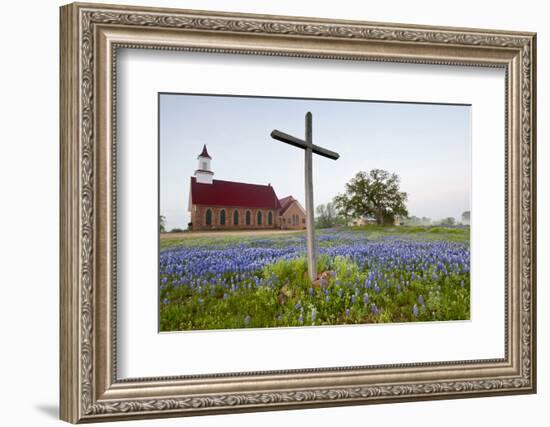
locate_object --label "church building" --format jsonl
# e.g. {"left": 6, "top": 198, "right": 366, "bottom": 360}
{"left": 188, "top": 145, "right": 306, "bottom": 231}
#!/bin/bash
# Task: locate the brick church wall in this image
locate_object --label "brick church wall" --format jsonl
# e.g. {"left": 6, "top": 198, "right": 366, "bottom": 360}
{"left": 191, "top": 204, "right": 280, "bottom": 231}
{"left": 280, "top": 202, "right": 307, "bottom": 230}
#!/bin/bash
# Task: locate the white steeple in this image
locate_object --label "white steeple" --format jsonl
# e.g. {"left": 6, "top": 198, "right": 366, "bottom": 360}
{"left": 194, "top": 144, "right": 214, "bottom": 184}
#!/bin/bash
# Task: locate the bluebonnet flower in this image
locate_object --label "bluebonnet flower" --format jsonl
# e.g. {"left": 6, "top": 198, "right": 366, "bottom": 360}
{"left": 351, "top": 295, "right": 356, "bottom": 304}
{"left": 162, "top": 298, "right": 169, "bottom": 305}
{"left": 412, "top": 304, "right": 419, "bottom": 317}
{"left": 298, "top": 314, "right": 303, "bottom": 324}
{"left": 159, "top": 229, "right": 470, "bottom": 327}
{"left": 371, "top": 303, "right": 378, "bottom": 315}
{"left": 295, "top": 302, "right": 301, "bottom": 310}
{"left": 363, "top": 293, "right": 369, "bottom": 304}
{"left": 309, "top": 287, "right": 314, "bottom": 296}
{"left": 418, "top": 295, "right": 424, "bottom": 305}
{"left": 244, "top": 315, "right": 251, "bottom": 326}
{"left": 325, "top": 295, "right": 330, "bottom": 303}
{"left": 311, "top": 308, "right": 317, "bottom": 322}
{"left": 345, "top": 308, "right": 350, "bottom": 317}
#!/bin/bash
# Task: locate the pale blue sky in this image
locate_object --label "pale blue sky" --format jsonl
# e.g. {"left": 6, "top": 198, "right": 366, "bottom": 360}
{"left": 160, "top": 93, "right": 471, "bottom": 230}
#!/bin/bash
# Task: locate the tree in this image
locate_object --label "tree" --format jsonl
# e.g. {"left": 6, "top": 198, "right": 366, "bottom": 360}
{"left": 160, "top": 215, "right": 166, "bottom": 233}
{"left": 404, "top": 215, "right": 421, "bottom": 226}
{"left": 315, "top": 202, "right": 342, "bottom": 228}
{"left": 421, "top": 216, "right": 432, "bottom": 225}
{"left": 461, "top": 210, "right": 471, "bottom": 225}
{"left": 333, "top": 169, "right": 408, "bottom": 225}
{"left": 439, "top": 217, "right": 456, "bottom": 226}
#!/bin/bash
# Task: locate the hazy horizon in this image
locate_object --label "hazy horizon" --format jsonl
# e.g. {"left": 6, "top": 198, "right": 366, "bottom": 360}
{"left": 160, "top": 93, "right": 471, "bottom": 230}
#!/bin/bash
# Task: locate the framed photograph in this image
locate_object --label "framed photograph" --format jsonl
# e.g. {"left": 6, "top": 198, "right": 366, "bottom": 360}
{"left": 60, "top": 2, "right": 537, "bottom": 423}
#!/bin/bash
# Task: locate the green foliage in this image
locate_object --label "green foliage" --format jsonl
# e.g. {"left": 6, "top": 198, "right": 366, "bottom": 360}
{"left": 315, "top": 202, "right": 346, "bottom": 228}
{"left": 438, "top": 217, "right": 457, "bottom": 226}
{"left": 333, "top": 169, "right": 408, "bottom": 225}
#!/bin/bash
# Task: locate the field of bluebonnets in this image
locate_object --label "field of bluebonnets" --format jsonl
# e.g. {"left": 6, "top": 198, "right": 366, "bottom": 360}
{"left": 159, "top": 226, "right": 470, "bottom": 331}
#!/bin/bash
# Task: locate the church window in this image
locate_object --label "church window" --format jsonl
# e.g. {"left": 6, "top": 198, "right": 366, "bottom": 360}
{"left": 257, "top": 211, "right": 262, "bottom": 225}
{"left": 246, "top": 210, "right": 251, "bottom": 225}
{"left": 233, "top": 210, "right": 239, "bottom": 225}
{"left": 268, "top": 211, "right": 273, "bottom": 225}
{"left": 220, "top": 209, "right": 226, "bottom": 226}
{"left": 205, "top": 209, "right": 212, "bottom": 225}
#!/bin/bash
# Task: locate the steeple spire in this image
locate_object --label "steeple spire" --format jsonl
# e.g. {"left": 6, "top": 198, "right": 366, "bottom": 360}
{"left": 195, "top": 145, "right": 214, "bottom": 184}
{"left": 198, "top": 144, "right": 211, "bottom": 159}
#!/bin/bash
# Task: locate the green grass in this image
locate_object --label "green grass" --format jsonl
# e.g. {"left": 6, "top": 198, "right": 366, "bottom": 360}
{"left": 160, "top": 225, "right": 470, "bottom": 250}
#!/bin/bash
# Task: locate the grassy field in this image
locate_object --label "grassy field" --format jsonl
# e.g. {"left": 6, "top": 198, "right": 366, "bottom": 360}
{"left": 159, "top": 225, "right": 470, "bottom": 331}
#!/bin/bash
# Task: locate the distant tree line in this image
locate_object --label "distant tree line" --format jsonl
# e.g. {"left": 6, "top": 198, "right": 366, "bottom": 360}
{"left": 315, "top": 168, "right": 470, "bottom": 229}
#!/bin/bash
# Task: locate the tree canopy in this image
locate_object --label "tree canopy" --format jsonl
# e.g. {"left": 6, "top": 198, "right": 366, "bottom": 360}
{"left": 315, "top": 202, "right": 345, "bottom": 228}
{"left": 333, "top": 169, "right": 408, "bottom": 225}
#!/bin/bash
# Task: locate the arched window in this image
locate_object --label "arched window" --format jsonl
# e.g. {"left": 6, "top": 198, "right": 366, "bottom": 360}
{"left": 257, "top": 211, "right": 262, "bottom": 225}
{"left": 233, "top": 210, "right": 239, "bottom": 225}
{"left": 205, "top": 209, "right": 212, "bottom": 225}
{"left": 268, "top": 211, "right": 273, "bottom": 225}
{"left": 246, "top": 210, "right": 251, "bottom": 226}
{"left": 220, "top": 209, "right": 226, "bottom": 226}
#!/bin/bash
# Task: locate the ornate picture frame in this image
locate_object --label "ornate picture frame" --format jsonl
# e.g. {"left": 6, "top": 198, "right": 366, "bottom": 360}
{"left": 60, "top": 2, "right": 536, "bottom": 423}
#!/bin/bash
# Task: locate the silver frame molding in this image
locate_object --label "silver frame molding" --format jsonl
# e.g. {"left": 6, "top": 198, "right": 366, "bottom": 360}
{"left": 60, "top": 2, "right": 537, "bottom": 423}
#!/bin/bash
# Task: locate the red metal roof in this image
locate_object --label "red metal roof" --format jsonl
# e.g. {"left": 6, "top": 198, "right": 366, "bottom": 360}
{"left": 190, "top": 177, "right": 281, "bottom": 209}
{"left": 198, "top": 144, "right": 211, "bottom": 159}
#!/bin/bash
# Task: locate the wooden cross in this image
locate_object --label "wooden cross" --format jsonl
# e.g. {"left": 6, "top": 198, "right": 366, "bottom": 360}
{"left": 270, "top": 112, "right": 340, "bottom": 282}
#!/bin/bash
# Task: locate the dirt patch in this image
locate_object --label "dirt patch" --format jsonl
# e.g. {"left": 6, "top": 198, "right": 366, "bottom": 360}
{"left": 160, "top": 229, "right": 304, "bottom": 240}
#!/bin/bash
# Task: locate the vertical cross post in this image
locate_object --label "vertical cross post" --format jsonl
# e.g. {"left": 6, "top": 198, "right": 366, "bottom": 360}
{"left": 270, "top": 112, "right": 339, "bottom": 283}
{"left": 304, "top": 113, "right": 317, "bottom": 282}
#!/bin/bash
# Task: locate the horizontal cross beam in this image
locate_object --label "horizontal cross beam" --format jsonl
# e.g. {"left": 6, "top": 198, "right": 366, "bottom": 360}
{"left": 270, "top": 129, "right": 340, "bottom": 160}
